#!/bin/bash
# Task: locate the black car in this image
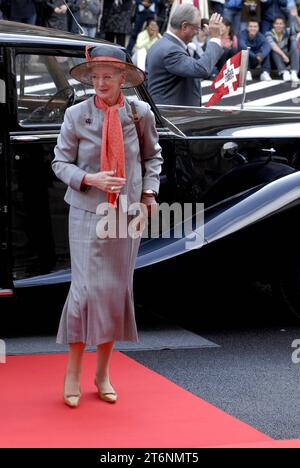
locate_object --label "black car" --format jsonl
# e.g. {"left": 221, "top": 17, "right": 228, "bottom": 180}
{"left": 1, "top": 21, "right": 300, "bottom": 324}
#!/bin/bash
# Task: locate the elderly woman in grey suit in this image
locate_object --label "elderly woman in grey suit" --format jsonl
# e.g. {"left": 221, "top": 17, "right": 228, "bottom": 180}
{"left": 52, "top": 45, "right": 163, "bottom": 408}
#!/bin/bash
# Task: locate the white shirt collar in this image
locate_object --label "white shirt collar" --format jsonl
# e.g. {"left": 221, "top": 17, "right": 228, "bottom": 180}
{"left": 166, "top": 30, "right": 189, "bottom": 51}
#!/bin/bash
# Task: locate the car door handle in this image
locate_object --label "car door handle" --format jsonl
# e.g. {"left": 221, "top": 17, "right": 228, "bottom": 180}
{"left": 10, "top": 134, "right": 59, "bottom": 142}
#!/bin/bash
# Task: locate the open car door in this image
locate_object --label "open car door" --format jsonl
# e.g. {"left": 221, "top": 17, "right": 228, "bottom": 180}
{"left": 0, "top": 47, "right": 13, "bottom": 297}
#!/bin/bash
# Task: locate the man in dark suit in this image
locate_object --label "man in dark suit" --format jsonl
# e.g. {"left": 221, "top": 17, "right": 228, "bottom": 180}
{"left": 146, "top": 3, "right": 224, "bottom": 106}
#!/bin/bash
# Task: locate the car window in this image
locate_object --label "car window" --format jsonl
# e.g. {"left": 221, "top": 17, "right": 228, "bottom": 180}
{"left": 16, "top": 54, "right": 139, "bottom": 127}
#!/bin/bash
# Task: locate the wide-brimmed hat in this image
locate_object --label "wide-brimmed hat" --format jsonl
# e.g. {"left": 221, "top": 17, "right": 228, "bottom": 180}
{"left": 69, "top": 45, "right": 145, "bottom": 88}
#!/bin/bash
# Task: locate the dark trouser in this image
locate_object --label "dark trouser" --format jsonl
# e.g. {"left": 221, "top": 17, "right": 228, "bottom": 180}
{"left": 127, "top": 10, "right": 156, "bottom": 54}
{"left": 272, "top": 46, "right": 300, "bottom": 73}
{"left": 249, "top": 54, "right": 271, "bottom": 73}
{"left": 11, "top": 14, "right": 37, "bottom": 25}
{"left": 69, "top": 11, "right": 81, "bottom": 34}
{"left": 105, "top": 32, "right": 126, "bottom": 47}
{"left": 210, "top": 2, "right": 224, "bottom": 15}
{"left": 223, "top": 8, "right": 241, "bottom": 35}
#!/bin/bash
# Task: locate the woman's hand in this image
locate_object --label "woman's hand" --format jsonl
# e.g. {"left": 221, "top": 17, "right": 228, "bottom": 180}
{"left": 140, "top": 193, "right": 158, "bottom": 219}
{"left": 134, "top": 194, "right": 157, "bottom": 235}
{"left": 83, "top": 171, "right": 126, "bottom": 194}
{"left": 54, "top": 5, "right": 67, "bottom": 14}
{"left": 282, "top": 53, "right": 290, "bottom": 64}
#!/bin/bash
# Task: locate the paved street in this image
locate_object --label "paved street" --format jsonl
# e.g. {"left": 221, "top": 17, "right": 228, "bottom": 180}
{"left": 129, "top": 281, "right": 300, "bottom": 440}
{"left": 2, "top": 281, "right": 300, "bottom": 441}
{"left": 201, "top": 78, "right": 300, "bottom": 108}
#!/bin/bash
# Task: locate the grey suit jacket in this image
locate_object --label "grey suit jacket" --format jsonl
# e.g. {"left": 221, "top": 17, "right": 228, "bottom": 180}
{"left": 146, "top": 33, "right": 224, "bottom": 107}
{"left": 52, "top": 97, "right": 163, "bottom": 214}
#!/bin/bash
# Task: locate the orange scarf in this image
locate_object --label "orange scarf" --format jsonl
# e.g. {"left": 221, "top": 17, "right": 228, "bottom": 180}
{"left": 94, "top": 93, "right": 125, "bottom": 208}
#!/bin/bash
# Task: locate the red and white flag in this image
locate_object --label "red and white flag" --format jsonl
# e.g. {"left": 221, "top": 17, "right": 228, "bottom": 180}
{"left": 205, "top": 50, "right": 248, "bottom": 107}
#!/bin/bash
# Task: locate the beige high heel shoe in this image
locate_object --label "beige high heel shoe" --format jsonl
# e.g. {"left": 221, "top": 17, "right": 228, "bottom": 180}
{"left": 94, "top": 379, "right": 117, "bottom": 403}
{"left": 63, "top": 376, "right": 81, "bottom": 408}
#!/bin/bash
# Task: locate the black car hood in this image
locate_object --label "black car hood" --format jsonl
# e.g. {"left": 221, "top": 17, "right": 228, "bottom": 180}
{"left": 157, "top": 104, "right": 300, "bottom": 138}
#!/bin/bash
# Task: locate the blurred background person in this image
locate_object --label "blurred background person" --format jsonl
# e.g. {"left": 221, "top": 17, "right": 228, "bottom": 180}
{"left": 100, "top": 0, "right": 133, "bottom": 47}
{"left": 132, "top": 18, "right": 161, "bottom": 69}
{"left": 35, "top": 0, "right": 47, "bottom": 25}
{"left": 260, "top": 0, "right": 288, "bottom": 34}
{"left": 210, "top": 0, "right": 225, "bottom": 15}
{"left": 79, "top": 0, "right": 100, "bottom": 37}
{"left": 157, "top": 0, "right": 174, "bottom": 33}
{"left": 240, "top": 0, "right": 261, "bottom": 30}
{"left": 44, "top": 0, "right": 68, "bottom": 30}
{"left": 127, "top": 1, "right": 158, "bottom": 54}
{"left": 223, "top": 0, "right": 243, "bottom": 34}
{"left": 10, "top": 0, "right": 37, "bottom": 24}
{"left": 0, "top": 0, "right": 4, "bottom": 19}
{"left": 156, "top": 0, "right": 171, "bottom": 32}
{"left": 220, "top": 16, "right": 238, "bottom": 46}
{"left": 1, "top": 0, "right": 11, "bottom": 19}
{"left": 288, "top": 3, "right": 300, "bottom": 61}
{"left": 289, "top": 1, "right": 300, "bottom": 34}
{"left": 266, "top": 14, "right": 300, "bottom": 80}
{"left": 238, "top": 18, "right": 272, "bottom": 80}
{"left": 68, "top": 0, "right": 81, "bottom": 33}
{"left": 216, "top": 17, "right": 239, "bottom": 68}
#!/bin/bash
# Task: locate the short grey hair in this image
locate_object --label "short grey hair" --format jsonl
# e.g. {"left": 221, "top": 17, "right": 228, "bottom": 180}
{"left": 170, "top": 4, "right": 199, "bottom": 30}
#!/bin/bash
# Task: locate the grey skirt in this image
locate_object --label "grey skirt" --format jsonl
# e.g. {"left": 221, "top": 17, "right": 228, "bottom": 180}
{"left": 56, "top": 205, "right": 142, "bottom": 346}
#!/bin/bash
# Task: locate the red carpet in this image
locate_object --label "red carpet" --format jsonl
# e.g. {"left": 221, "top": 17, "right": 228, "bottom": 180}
{"left": 0, "top": 351, "right": 284, "bottom": 448}
{"left": 216, "top": 440, "right": 300, "bottom": 448}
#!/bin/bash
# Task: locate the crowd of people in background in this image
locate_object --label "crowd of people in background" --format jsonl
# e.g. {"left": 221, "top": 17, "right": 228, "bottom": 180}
{"left": 1, "top": 1, "right": 300, "bottom": 81}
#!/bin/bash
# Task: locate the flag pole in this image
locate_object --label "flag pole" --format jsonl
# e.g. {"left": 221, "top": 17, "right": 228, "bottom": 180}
{"left": 240, "top": 48, "right": 250, "bottom": 110}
